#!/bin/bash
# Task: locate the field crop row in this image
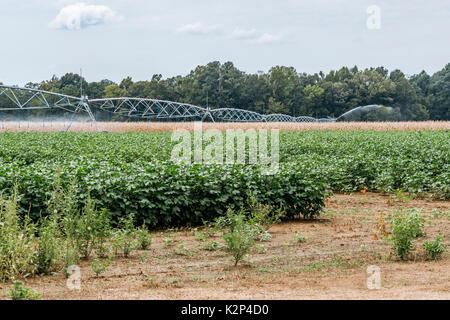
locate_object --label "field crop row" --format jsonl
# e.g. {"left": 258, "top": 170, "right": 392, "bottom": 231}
{"left": 0, "top": 130, "right": 448, "bottom": 226}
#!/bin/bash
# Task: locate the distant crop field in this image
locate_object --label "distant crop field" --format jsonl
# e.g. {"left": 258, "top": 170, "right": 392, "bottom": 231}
{"left": 0, "top": 121, "right": 449, "bottom": 132}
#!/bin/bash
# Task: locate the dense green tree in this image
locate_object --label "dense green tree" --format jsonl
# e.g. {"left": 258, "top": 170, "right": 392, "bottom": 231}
{"left": 240, "top": 72, "right": 270, "bottom": 114}
{"left": 10, "top": 61, "right": 449, "bottom": 121}
{"left": 39, "top": 75, "right": 61, "bottom": 93}
{"left": 427, "top": 64, "right": 450, "bottom": 120}
{"left": 301, "top": 85, "right": 325, "bottom": 117}
{"left": 87, "top": 80, "right": 114, "bottom": 99}
{"left": 268, "top": 66, "right": 300, "bottom": 116}
{"left": 389, "top": 70, "right": 429, "bottom": 120}
{"left": 266, "top": 97, "right": 290, "bottom": 115}
{"left": 119, "top": 77, "right": 133, "bottom": 91}
{"left": 60, "top": 73, "right": 88, "bottom": 95}
{"left": 410, "top": 71, "right": 431, "bottom": 98}
{"left": 104, "top": 84, "right": 128, "bottom": 98}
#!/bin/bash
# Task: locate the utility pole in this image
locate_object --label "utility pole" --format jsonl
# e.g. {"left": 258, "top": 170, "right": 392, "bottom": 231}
{"left": 218, "top": 67, "right": 223, "bottom": 92}
{"left": 80, "top": 68, "right": 83, "bottom": 98}
{"left": 218, "top": 67, "right": 223, "bottom": 108}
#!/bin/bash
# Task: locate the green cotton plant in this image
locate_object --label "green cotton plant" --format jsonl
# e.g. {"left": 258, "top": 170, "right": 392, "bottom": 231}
{"left": 1, "top": 131, "right": 449, "bottom": 228}
{"left": 0, "top": 131, "right": 333, "bottom": 227}
{"left": 221, "top": 208, "right": 259, "bottom": 266}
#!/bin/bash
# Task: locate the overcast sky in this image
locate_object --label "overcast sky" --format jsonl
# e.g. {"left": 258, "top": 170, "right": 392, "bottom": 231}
{"left": 1, "top": 0, "right": 449, "bottom": 85}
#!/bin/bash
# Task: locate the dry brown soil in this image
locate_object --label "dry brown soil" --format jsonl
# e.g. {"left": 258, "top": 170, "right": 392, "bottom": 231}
{"left": 1, "top": 193, "right": 449, "bottom": 300}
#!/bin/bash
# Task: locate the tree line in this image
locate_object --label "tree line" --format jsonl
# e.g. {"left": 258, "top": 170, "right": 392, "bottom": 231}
{"left": 12, "top": 61, "right": 450, "bottom": 120}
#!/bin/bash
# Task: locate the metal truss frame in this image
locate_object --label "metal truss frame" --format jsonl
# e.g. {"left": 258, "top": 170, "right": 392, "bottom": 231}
{"left": 0, "top": 85, "right": 100, "bottom": 131}
{"left": 210, "top": 108, "right": 266, "bottom": 122}
{"left": 0, "top": 85, "right": 338, "bottom": 131}
{"left": 265, "top": 114, "right": 297, "bottom": 122}
{"left": 88, "top": 98, "right": 213, "bottom": 121}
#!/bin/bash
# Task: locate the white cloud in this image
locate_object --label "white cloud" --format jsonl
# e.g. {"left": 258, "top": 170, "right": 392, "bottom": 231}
{"left": 231, "top": 28, "right": 283, "bottom": 44}
{"left": 177, "top": 22, "right": 223, "bottom": 36}
{"left": 256, "top": 33, "right": 283, "bottom": 44}
{"left": 49, "top": 2, "right": 121, "bottom": 30}
{"left": 176, "top": 21, "right": 282, "bottom": 45}
{"left": 230, "top": 27, "right": 258, "bottom": 40}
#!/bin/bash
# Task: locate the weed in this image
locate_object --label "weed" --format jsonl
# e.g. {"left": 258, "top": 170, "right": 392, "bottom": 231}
{"left": 36, "top": 215, "right": 61, "bottom": 275}
{"left": 424, "top": 235, "right": 446, "bottom": 261}
{"left": 330, "top": 256, "right": 351, "bottom": 268}
{"left": 64, "top": 194, "right": 112, "bottom": 259}
{"left": 193, "top": 229, "right": 207, "bottom": 242}
{"left": 141, "top": 275, "right": 158, "bottom": 288}
{"left": 163, "top": 233, "right": 177, "bottom": 247}
{"left": 247, "top": 194, "right": 284, "bottom": 231}
{"left": 304, "top": 261, "right": 324, "bottom": 272}
{"left": 203, "top": 240, "right": 220, "bottom": 251}
{"left": 377, "top": 211, "right": 387, "bottom": 236}
{"left": 431, "top": 209, "right": 450, "bottom": 220}
{"left": 174, "top": 242, "right": 191, "bottom": 256}
{"left": 167, "top": 277, "right": 182, "bottom": 288}
{"left": 292, "top": 232, "right": 307, "bottom": 244}
{"left": 258, "top": 230, "right": 272, "bottom": 242}
{"left": 8, "top": 281, "right": 41, "bottom": 300}
{"left": 0, "top": 191, "right": 37, "bottom": 281}
{"left": 221, "top": 208, "right": 258, "bottom": 266}
{"left": 201, "top": 220, "right": 217, "bottom": 237}
{"left": 135, "top": 226, "right": 152, "bottom": 250}
{"left": 112, "top": 214, "right": 136, "bottom": 258}
{"left": 390, "top": 210, "right": 425, "bottom": 260}
{"left": 61, "top": 240, "right": 79, "bottom": 278}
{"left": 390, "top": 190, "right": 412, "bottom": 203}
{"left": 91, "top": 257, "right": 111, "bottom": 277}
{"left": 139, "top": 252, "right": 149, "bottom": 263}
{"left": 255, "top": 245, "right": 267, "bottom": 254}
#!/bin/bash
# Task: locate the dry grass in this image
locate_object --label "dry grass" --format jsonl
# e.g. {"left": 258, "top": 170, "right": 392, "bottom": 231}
{"left": 0, "top": 121, "right": 449, "bottom": 133}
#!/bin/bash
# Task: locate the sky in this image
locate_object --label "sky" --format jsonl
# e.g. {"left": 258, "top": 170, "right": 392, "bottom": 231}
{"left": 1, "top": 0, "right": 449, "bottom": 86}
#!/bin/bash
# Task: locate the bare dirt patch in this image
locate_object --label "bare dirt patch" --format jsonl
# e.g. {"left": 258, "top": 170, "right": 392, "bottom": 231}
{"left": 1, "top": 193, "right": 449, "bottom": 300}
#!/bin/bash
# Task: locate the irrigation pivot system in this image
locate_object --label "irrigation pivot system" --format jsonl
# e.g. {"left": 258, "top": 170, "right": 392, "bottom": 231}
{"left": 0, "top": 84, "right": 378, "bottom": 131}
